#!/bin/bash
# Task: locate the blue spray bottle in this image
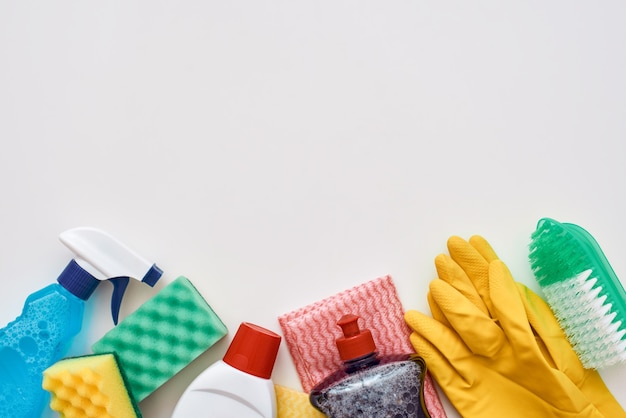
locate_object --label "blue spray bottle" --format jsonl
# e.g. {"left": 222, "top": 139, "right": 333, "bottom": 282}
{"left": 0, "top": 227, "right": 162, "bottom": 418}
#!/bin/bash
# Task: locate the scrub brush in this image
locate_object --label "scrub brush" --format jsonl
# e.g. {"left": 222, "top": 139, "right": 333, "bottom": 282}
{"left": 529, "top": 217, "right": 626, "bottom": 369}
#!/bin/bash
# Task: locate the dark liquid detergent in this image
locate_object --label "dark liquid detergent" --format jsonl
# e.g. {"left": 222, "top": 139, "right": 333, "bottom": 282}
{"left": 310, "top": 353, "right": 429, "bottom": 418}
{"left": 309, "top": 314, "right": 430, "bottom": 418}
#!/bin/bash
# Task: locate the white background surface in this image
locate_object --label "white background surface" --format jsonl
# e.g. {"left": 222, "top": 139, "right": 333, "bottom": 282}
{"left": 1, "top": 1, "right": 625, "bottom": 417}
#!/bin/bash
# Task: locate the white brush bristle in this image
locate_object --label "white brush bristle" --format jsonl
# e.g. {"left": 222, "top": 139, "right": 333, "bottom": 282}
{"left": 541, "top": 269, "right": 626, "bottom": 368}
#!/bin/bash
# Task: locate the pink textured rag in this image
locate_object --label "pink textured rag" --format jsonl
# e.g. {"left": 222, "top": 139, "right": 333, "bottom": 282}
{"left": 278, "top": 275, "right": 447, "bottom": 418}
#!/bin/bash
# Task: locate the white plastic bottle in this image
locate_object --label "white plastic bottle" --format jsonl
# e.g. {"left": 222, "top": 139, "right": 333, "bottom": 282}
{"left": 172, "top": 322, "right": 282, "bottom": 418}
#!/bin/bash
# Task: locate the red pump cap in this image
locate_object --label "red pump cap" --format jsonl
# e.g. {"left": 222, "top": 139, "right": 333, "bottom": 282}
{"left": 223, "top": 322, "right": 282, "bottom": 379}
{"left": 335, "top": 314, "right": 376, "bottom": 361}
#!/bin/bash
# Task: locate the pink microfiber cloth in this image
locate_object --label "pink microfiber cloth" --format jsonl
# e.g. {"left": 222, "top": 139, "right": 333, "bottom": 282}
{"left": 278, "top": 275, "right": 447, "bottom": 418}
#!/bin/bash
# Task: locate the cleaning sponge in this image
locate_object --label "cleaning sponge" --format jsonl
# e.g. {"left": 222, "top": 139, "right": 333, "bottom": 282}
{"left": 92, "top": 276, "right": 228, "bottom": 402}
{"left": 42, "top": 353, "right": 140, "bottom": 418}
{"left": 275, "top": 385, "right": 326, "bottom": 418}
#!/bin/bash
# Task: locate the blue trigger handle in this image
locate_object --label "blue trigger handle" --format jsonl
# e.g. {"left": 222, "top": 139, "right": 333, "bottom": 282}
{"left": 107, "top": 265, "right": 162, "bottom": 325}
{"left": 108, "top": 277, "right": 130, "bottom": 325}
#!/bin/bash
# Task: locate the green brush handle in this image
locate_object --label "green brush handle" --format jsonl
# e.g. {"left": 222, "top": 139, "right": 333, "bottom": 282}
{"left": 563, "top": 222, "right": 626, "bottom": 334}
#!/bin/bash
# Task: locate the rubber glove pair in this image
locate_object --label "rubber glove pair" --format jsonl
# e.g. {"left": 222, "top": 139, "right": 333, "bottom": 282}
{"left": 405, "top": 236, "right": 625, "bottom": 418}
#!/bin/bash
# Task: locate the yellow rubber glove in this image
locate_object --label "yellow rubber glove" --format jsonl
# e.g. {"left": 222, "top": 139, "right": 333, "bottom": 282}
{"left": 274, "top": 385, "right": 326, "bottom": 418}
{"left": 405, "top": 238, "right": 608, "bottom": 417}
{"left": 433, "top": 236, "right": 625, "bottom": 417}
{"left": 518, "top": 283, "right": 626, "bottom": 417}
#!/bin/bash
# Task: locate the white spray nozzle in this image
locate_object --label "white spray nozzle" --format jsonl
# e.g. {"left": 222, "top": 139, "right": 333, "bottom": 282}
{"left": 58, "top": 227, "right": 163, "bottom": 324}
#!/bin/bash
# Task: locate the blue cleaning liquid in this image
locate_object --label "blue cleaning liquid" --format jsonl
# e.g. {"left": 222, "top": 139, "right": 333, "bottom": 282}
{"left": 0, "top": 284, "right": 84, "bottom": 418}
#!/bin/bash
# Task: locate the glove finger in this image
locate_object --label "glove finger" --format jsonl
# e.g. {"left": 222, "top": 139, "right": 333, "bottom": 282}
{"left": 488, "top": 260, "right": 537, "bottom": 352}
{"left": 430, "top": 279, "right": 506, "bottom": 357}
{"left": 427, "top": 290, "right": 450, "bottom": 326}
{"left": 516, "top": 283, "right": 585, "bottom": 382}
{"left": 447, "top": 236, "right": 495, "bottom": 316}
{"left": 405, "top": 310, "right": 471, "bottom": 385}
{"left": 435, "top": 254, "right": 489, "bottom": 316}
{"left": 468, "top": 235, "right": 499, "bottom": 263}
{"left": 407, "top": 331, "right": 462, "bottom": 391}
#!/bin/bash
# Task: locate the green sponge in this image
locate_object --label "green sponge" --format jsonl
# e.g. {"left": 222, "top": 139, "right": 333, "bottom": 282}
{"left": 42, "top": 353, "right": 141, "bottom": 418}
{"left": 92, "top": 276, "right": 228, "bottom": 402}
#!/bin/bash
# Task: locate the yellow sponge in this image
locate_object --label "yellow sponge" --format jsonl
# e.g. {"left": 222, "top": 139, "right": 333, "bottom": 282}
{"left": 42, "top": 353, "right": 141, "bottom": 418}
{"left": 275, "top": 384, "right": 326, "bottom": 418}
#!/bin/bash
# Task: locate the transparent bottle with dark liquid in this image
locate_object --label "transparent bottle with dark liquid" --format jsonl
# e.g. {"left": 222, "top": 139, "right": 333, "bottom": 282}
{"left": 310, "top": 314, "right": 431, "bottom": 418}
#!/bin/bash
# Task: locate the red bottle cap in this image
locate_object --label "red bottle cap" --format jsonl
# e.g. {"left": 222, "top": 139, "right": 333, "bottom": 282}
{"left": 335, "top": 314, "right": 376, "bottom": 361}
{"left": 223, "top": 322, "right": 282, "bottom": 379}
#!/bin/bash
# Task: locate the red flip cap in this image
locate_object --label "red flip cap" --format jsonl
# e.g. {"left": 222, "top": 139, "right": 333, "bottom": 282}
{"left": 336, "top": 314, "right": 376, "bottom": 361}
{"left": 223, "top": 322, "right": 282, "bottom": 379}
